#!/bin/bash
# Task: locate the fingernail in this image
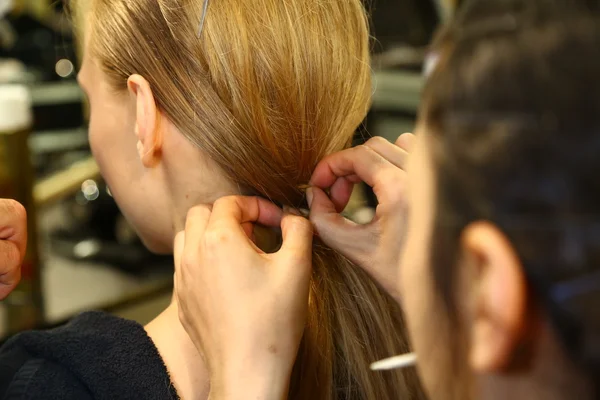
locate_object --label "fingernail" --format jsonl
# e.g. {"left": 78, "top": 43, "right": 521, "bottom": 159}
{"left": 283, "top": 205, "right": 301, "bottom": 216}
{"left": 306, "top": 188, "right": 314, "bottom": 208}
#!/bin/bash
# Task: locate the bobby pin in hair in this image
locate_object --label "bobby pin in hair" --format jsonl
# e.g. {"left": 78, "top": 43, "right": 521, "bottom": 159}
{"left": 298, "top": 208, "right": 310, "bottom": 218}
{"left": 197, "top": 0, "right": 210, "bottom": 38}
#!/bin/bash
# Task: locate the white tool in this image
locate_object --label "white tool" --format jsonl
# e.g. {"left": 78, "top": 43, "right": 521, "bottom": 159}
{"left": 370, "top": 352, "right": 417, "bottom": 371}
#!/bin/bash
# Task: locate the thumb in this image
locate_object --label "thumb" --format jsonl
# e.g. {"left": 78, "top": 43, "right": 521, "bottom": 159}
{"left": 307, "top": 186, "right": 354, "bottom": 241}
{"left": 306, "top": 186, "right": 335, "bottom": 215}
{"left": 279, "top": 214, "right": 313, "bottom": 258}
{"left": 308, "top": 187, "right": 376, "bottom": 266}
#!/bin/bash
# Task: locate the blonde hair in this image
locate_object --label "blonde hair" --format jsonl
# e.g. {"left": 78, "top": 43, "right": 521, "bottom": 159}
{"left": 81, "top": 0, "right": 424, "bottom": 398}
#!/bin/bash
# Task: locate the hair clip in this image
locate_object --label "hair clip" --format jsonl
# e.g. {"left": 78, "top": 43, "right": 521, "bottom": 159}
{"left": 197, "top": 0, "right": 210, "bottom": 39}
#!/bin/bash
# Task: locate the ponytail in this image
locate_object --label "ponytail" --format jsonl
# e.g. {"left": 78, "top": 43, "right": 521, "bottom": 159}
{"left": 289, "top": 243, "right": 425, "bottom": 400}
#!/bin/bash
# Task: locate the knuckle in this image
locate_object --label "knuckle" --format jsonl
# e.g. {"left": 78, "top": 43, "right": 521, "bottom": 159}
{"left": 395, "top": 132, "right": 414, "bottom": 147}
{"left": 354, "top": 144, "right": 383, "bottom": 163}
{"left": 375, "top": 172, "right": 406, "bottom": 205}
{"left": 394, "top": 135, "right": 406, "bottom": 147}
{"left": 354, "top": 144, "right": 370, "bottom": 154}
{"left": 180, "top": 250, "right": 199, "bottom": 272}
{"left": 214, "top": 196, "right": 236, "bottom": 207}
{"left": 186, "top": 204, "right": 211, "bottom": 221}
{"left": 365, "top": 136, "right": 389, "bottom": 148}
{"left": 290, "top": 216, "right": 313, "bottom": 232}
{"left": 203, "top": 227, "right": 232, "bottom": 248}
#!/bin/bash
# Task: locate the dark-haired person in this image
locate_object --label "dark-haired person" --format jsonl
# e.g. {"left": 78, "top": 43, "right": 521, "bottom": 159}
{"left": 0, "top": 199, "right": 25, "bottom": 299}
{"left": 174, "top": 1, "right": 600, "bottom": 399}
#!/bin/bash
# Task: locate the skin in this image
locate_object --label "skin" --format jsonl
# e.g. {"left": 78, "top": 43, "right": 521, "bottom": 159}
{"left": 75, "top": 3, "right": 590, "bottom": 397}
{"left": 0, "top": 199, "right": 26, "bottom": 299}
{"left": 77, "top": 35, "right": 241, "bottom": 400}
{"left": 174, "top": 134, "right": 415, "bottom": 400}
{"left": 176, "top": 127, "right": 594, "bottom": 400}
{"left": 174, "top": 197, "right": 313, "bottom": 400}
{"left": 397, "top": 128, "right": 591, "bottom": 400}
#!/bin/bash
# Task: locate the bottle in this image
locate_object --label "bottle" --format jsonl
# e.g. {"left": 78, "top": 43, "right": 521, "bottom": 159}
{"left": 0, "top": 84, "right": 44, "bottom": 335}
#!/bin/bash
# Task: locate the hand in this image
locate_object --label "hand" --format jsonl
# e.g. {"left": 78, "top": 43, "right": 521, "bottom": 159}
{"left": 307, "top": 133, "right": 414, "bottom": 299}
{"left": 0, "top": 199, "right": 26, "bottom": 300}
{"left": 174, "top": 196, "right": 313, "bottom": 400}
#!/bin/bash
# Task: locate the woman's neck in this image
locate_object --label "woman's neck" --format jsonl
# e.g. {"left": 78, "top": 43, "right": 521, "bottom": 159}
{"left": 145, "top": 300, "right": 210, "bottom": 400}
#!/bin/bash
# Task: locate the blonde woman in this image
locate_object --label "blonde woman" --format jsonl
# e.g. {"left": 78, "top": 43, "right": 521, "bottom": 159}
{"left": 0, "top": 1, "right": 425, "bottom": 399}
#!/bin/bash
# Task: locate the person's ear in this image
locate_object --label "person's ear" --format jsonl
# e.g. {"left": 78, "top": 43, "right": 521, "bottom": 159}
{"left": 127, "top": 74, "right": 162, "bottom": 167}
{"left": 461, "top": 221, "right": 528, "bottom": 373}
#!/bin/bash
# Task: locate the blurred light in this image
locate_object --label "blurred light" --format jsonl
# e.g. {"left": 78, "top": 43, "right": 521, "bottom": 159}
{"left": 81, "top": 179, "right": 100, "bottom": 201}
{"left": 74, "top": 239, "right": 101, "bottom": 259}
{"left": 0, "top": 1, "right": 14, "bottom": 19}
{"left": 75, "top": 191, "right": 88, "bottom": 205}
{"left": 353, "top": 207, "right": 376, "bottom": 224}
{"left": 55, "top": 59, "right": 74, "bottom": 78}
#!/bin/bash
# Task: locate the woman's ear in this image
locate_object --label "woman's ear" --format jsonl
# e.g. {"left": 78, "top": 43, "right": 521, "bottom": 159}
{"left": 461, "top": 222, "right": 528, "bottom": 373}
{"left": 127, "top": 74, "right": 162, "bottom": 167}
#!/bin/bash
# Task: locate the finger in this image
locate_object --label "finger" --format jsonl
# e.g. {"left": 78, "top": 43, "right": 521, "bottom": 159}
{"left": 395, "top": 132, "right": 415, "bottom": 152}
{"left": 241, "top": 222, "right": 255, "bottom": 241}
{"left": 184, "top": 205, "right": 212, "bottom": 264}
{"left": 329, "top": 177, "right": 354, "bottom": 213}
{"left": 278, "top": 214, "right": 313, "bottom": 259}
{"left": 0, "top": 240, "right": 22, "bottom": 299}
{"left": 364, "top": 136, "right": 409, "bottom": 170}
{"left": 310, "top": 145, "right": 393, "bottom": 190}
{"left": 307, "top": 186, "right": 335, "bottom": 216}
{"left": 0, "top": 200, "right": 27, "bottom": 259}
{"left": 308, "top": 187, "right": 375, "bottom": 262}
{"left": 209, "top": 196, "right": 283, "bottom": 233}
{"left": 312, "top": 146, "right": 405, "bottom": 209}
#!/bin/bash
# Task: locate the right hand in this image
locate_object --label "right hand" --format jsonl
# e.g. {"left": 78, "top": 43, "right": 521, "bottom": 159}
{"left": 307, "top": 133, "right": 414, "bottom": 299}
{"left": 0, "top": 199, "right": 26, "bottom": 299}
{"left": 174, "top": 196, "right": 313, "bottom": 400}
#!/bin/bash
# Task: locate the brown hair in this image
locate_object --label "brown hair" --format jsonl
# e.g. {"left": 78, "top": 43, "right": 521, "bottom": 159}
{"left": 76, "top": 0, "right": 424, "bottom": 398}
{"left": 421, "top": 0, "right": 600, "bottom": 398}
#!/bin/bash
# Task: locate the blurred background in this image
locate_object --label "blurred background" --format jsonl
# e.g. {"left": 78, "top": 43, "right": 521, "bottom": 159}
{"left": 0, "top": 0, "right": 456, "bottom": 339}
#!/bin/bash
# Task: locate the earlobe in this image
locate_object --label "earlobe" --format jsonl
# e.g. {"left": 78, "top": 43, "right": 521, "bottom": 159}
{"left": 461, "top": 222, "right": 528, "bottom": 373}
{"left": 127, "top": 74, "right": 162, "bottom": 167}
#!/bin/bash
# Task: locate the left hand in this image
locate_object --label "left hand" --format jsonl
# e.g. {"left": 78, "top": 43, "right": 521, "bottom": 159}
{"left": 307, "top": 134, "right": 414, "bottom": 299}
{"left": 174, "top": 196, "right": 314, "bottom": 400}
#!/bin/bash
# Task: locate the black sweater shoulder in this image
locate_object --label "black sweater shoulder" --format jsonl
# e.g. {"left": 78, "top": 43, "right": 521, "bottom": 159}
{"left": 0, "top": 311, "right": 179, "bottom": 400}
